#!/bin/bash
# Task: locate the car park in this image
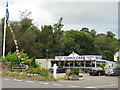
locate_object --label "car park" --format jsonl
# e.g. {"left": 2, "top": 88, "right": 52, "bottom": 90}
{"left": 105, "top": 67, "right": 120, "bottom": 76}
{"left": 89, "top": 67, "right": 105, "bottom": 76}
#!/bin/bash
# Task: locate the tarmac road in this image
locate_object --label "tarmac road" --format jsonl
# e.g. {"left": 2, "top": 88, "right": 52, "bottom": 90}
{"left": 1, "top": 75, "right": 119, "bottom": 88}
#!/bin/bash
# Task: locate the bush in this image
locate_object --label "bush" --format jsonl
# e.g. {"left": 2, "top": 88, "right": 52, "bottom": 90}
{"left": 25, "top": 67, "right": 49, "bottom": 77}
{"left": 70, "top": 68, "right": 79, "bottom": 75}
{"left": 38, "top": 68, "right": 49, "bottom": 77}
{"left": 116, "top": 66, "right": 120, "bottom": 70}
{"left": 99, "top": 64, "right": 104, "bottom": 70}
{"left": 26, "top": 68, "right": 33, "bottom": 74}
{"left": 4, "top": 51, "right": 33, "bottom": 66}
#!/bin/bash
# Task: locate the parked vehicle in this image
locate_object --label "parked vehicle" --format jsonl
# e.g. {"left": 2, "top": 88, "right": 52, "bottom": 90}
{"left": 49, "top": 66, "right": 66, "bottom": 73}
{"left": 89, "top": 67, "right": 105, "bottom": 76}
{"left": 105, "top": 67, "right": 120, "bottom": 76}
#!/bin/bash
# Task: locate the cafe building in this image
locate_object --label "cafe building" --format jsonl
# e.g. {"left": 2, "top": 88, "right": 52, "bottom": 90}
{"left": 36, "top": 52, "right": 108, "bottom": 71}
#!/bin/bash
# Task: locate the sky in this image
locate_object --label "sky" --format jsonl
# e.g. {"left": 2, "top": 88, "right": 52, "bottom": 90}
{"left": 0, "top": 0, "right": 119, "bottom": 38}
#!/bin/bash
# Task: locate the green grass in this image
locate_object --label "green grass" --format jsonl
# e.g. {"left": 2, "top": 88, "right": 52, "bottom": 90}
{"left": 2, "top": 73, "right": 57, "bottom": 81}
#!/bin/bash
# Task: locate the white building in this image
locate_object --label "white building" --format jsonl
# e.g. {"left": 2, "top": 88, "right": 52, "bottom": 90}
{"left": 36, "top": 52, "right": 116, "bottom": 72}
{"left": 105, "top": 60, "right": 118, "bottom": 69}
{"left": 114, "top": 50, "right": 120, "bottom": 62}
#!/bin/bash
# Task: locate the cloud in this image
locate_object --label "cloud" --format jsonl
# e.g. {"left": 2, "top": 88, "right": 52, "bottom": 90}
{"left": 0, "top": 0, "right": 118, "bottom": 37}
{"left": 41, "top": 2, "right": 117, "bottom": 24}
{"left": 40, "top": 2, "right": 118, "bottom": 37}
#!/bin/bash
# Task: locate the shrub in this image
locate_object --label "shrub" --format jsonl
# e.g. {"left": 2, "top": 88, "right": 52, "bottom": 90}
{"left": 70, "top": 68, "right": 79, "bottom": 75}
{"left": 99, "top": 64, "right": 104, "bottom": 70}
{"left": 33, "top": 68, "right": 39, "bottom": 74}
{"left": 25, "top": 67, "right": 49, "bottom": 77}
{"left": 26, "top": 68, "right": 33, "bottom": 74}
{"left": 35, "top": 61, "right": 40, "bottom": 68}
{"left": 116, "top": 66, "right": 120, "bottom": 70}
{"left": 38, "top": 68, "right": 49, "bottom": 77}
{"left": 4, "top": 51, "right": 33, "bottom": 66}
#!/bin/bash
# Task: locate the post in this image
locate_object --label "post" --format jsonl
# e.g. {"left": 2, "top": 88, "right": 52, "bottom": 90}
{"left": 73, "top": 61, "right": 75, "bottom": 67}
{"left": 95, "top": 61, "right": 97, "bottom": 67}
{"left": 52, "top": 64, "right": 57, "bottom": 79}
{"left": 63, "top": 61, "right": 65, "bottom": 67}
{"left": 84, "top": 61, "right": 86, "bottom": 67}
{"left": 3, "top": 14, "right": 7, "bottom": 58}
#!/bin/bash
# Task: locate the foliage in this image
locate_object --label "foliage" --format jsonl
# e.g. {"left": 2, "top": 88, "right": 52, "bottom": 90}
{"left": 38, "top": 68, "right": 49, "bottom": 77}
{"left": 35, "top": 61, "right": 40, "bottom": 68}
{"left": 106, "top": 31, "right": 115, "bottom": 38}
{"left": 99, "top": 64, "right": 104, "bottom": 70}
{"left": 25, "top": 67, "right": 49, "bottom": 77}
{"left": 116, "top": 66, "right": 120, "bottom": 70}
{"left": 0, "top": 57, "right": 2, "bottom": 62}
{"left": 4, "top": 51, "right": 32, "bottom": 65}
{"left": 70, "top": 68, "right": 79, "bottom": 75}
{"left": 63, "top": 30, "right": 97, "bottom": 55}
{"left": 95, "top": 36, "right": 118, "bottom": 60}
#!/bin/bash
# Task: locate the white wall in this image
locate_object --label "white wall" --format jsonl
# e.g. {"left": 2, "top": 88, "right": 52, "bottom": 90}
{"left": 114, "top": 50, "right": 120, "bottom": 62}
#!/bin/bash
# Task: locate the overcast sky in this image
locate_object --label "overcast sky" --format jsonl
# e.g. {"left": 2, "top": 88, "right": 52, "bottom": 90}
{"left": 0, "top": 0, "right": 119, "bottom": 38}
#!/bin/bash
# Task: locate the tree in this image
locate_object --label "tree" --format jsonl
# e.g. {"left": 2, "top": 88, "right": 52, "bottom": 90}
{"left": 106, "top": 31, "right": 115, "bottom": 38}
{"left": 80, "top": 27, "right": 90, "bottom": 34}
{"left": 53, "top": 17, "right": 64, "bottom": 56}
{"left": 97, "top": 33, "right": 106, "bottom": 37}
{"left": 53, "top": 17, "right": 64, "bottom": 30}
{"left": 63, "top": 30, "right": 98, "bottom": 55}
{"left": 89, "top": 29, "right": 97, "bottom": 38}
{"left": 39, "top": 25, "right": 54, "bottom": 58}
{"left": 95, "top": 36, "right": 118, "bottom": 60}
{"left": 1, "top": 10, "right": 119, "bottom": 61}
{"left": 4, "top": 11, "right": 39, "bottom": 58}
{"left": 19, "top": 10, "right": 31, "bottom": 19}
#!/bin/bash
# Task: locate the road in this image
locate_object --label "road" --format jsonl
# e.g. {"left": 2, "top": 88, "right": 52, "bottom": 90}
{"left": 1, "top": 75, "right": 119, "bottom": 88}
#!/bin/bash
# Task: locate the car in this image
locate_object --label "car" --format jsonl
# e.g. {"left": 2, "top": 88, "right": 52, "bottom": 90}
{"left": 49, "top": 66, "right": 66, "bottom": 73}
{"left": 56, "top": 66, "right": 66, "bottom": 73}
{"left": 105, "top": 67, "right": 120, "bottom": 76}
{"left": 89, "top": 67, "right": 105, "bottom": 76}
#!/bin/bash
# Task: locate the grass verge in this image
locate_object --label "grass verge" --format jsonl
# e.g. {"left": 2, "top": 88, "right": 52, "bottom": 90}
{"left": 2, "top": 73, "right": 57, "bottom": 81}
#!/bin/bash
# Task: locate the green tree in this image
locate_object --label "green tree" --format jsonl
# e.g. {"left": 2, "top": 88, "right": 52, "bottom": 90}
{"left": 3, "top": 11, "right": 38, "bottom": 58}
{"left": 97, "top": 33, "right": 106, "bottom": 37}
{"left": 53, "top": 17, "right": 64, "bottom": 56}
{"left": 53, "top": 17, "right": 64, "bottom": 30}
{"left": 89, "top": 29, "right": 97, "bottom": 38}
{"left": 63, "top": 30, "right": 98, "bottom": 55}
{"left": 106, "top": 31, "right": 115, "bottom": 38}
{"left": 95, "top": 36, "right": 118, "bottom": 60}
{"left": 80, "top": 27, "right": 90, "bottom": 34}
{"left": 40, "top": 25, "right": 54, "bottom": 58}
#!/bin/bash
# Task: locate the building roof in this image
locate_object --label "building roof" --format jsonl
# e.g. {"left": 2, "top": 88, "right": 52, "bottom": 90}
{"left": 68, "top": 51, "right": 79, "bottom": 57}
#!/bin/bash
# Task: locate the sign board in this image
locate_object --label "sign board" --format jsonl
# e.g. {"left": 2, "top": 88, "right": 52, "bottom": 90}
{"left": 12, "top": 65, "right": 27, "bottom": 69}
{"left": 55, "top": 52, "right": 102, "bottom": 61}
